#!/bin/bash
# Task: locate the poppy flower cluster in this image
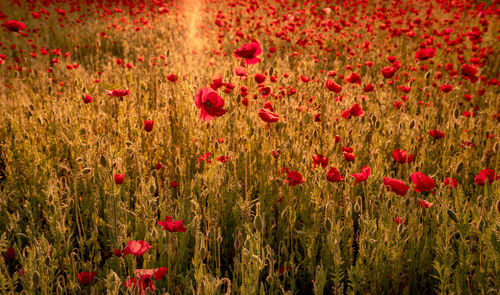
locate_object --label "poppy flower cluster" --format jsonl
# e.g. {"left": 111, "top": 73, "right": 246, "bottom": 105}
{"left": 351, "top": 166, "right": 371, "bottom": 185}
{"left": 124, "top": 267, "right": 168, "bottom": 294}
{"left": 123, "top": 240, "right": 152, "bottom": 257}
{"left": 392, "top": 149, "right": 414, "bottom": 164}
{"left": 474, "top": 169, "right": 499, "bottom": 186}
{"left": 312, "top": 154, "right": 329, "bottom": 168}
{"left": 158, "top": 216, "right": 187, "bottom": 232}
{"left": 341, "top": 103, "right": 364, "bottom": 119}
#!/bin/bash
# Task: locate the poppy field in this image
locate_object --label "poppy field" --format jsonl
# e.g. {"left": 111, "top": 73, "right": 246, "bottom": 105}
{"left": 1, "top": 0, "right": 500, "bottom": 294}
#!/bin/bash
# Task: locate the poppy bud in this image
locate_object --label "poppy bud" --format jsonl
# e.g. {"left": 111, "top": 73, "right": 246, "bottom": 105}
{"left": 447, "top": 209, "right": 459, "bottom": 223}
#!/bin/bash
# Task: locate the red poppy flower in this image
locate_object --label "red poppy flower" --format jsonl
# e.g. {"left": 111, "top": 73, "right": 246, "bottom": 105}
{"left": 123, "top": 267, "right": 168, "bottom": 295}
{"left": 440, "top": 84, "right": 453, "bottom": 93}
{"left": 461, "top": 64, "right": 478, "bottom": 82}
{"left": 383, "top": 177, "right": 409, "bottom": 196}
{"left": 392, "top": 149, "right": 414, "bottom": 164}
{"left": 134, "top": 267, "right": 168, "bottom": 282}
{"left": 83, "top": 94, "right": 93, "bottom": 104}
{"left": 351, "top": 166, "right": 371, "bottom": 185}
{"left": 254, "top": 73, "right": 266, "bottom": 83}
{"left": 124, "top": 277, "right": 151, "bottom": 295}
{"left": 381, "top": 66, "right": 397, "bottom": 78}
{"left": 415, "top": 48, "right": 435, "bottom": 60}
{"left": 258, "top": 109, "right": 279, "bottom": 123}
{"left": 410, "top": 172, "right": 435, "bottom": 193}
{"left": 167, "top": 74, "right": 178, "bottom": 82}
{"left": 113, "top": 248, "right": 122, "bottom": 257}
{"left": 346, "top": 72, "right": 361, "bottom": 84}
{"left": 217, "top": 155, "right": 230, "bottom": 163}
{"left": 429, "top": 129, "right": 445, "bottom": 139}
{"left": 2, "top": 20, "right": 26, "bottom": 32}
{"left": 363, "top": 84, "right": 374, "bottom": 92}
{"left": 474, "top": 169, "right": 499, "bottom": 186}
{"left": 342, "top": 146, "right": 353, "bottom": 153}
{"left": 225, "top": 83, "right": 235, "bottom": 94}
{"left": 325, "top": 79, "right": 342, "bottom": 93}
{"left": 158, "top": 216, "right": 187, "bottom": 233}
{"left": 285, "top": 171, "right": 304, "bottom": 186}
{"left": 327, "top": 71, "right": 337, "bottom": 77}
{"left": 78, "top": 272, "right": 96, "bottom": 286}
{"left": 106, "top": 89, "right": 130, "bottom": 97}
{"left": 144, "top": 120, "right": 154, "bottom": 132}
{"left": 209, "top": 74, "right": 224, "bottom": 91}
{"left": 125, "top": 267, "right": 168, "bottom": 295}
{"left": 312, "top": 154, "right": 329, "bottom": 168}
{"left": 263, "top": 101, "right": 274, "bottom": 111}
{"left": 123, "top": 240, "right": 152, "bottom": 257}
{"left": 234, "top": 66, "right": 247, "bottom": 77}
{"left": 394, "top": 101, "right": 404, "bottom": 109}
{"left": 417, "top": 198, "right": 433, "bottom": 208}
{"left": 300, "top": 75, "right": 311, "bottom": 83}
{"left": 114, "top": 174, "right": 125, "bottom": 185}
{"left": 349, "top": 103, "right": 364, "bottom": 117}
{"left": 194, "top": 87, "right": 227, "bottom": 122}
{"left": 343, "top": 152, "right": 356, "bottom": 162}
{"left": 443, "top": 177, "right": 458, "bottom": 188}
{"left": 326, "top": 167, "right": 344, "bottom": 182}
{"left": 259, "top": 86, "right": 271, "bottom": 96}
{"left": 233, "top": 41, "right": 262, "bottom": 65}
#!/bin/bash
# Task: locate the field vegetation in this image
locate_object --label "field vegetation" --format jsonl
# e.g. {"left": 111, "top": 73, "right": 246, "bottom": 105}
{"left": 0, "top": 0, "right": 499, "bottom": 294}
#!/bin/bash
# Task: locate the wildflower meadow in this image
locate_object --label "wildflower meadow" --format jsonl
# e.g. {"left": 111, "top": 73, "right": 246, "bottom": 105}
{"left": 0, "top": 0, "right": 499, "bottom": 294}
